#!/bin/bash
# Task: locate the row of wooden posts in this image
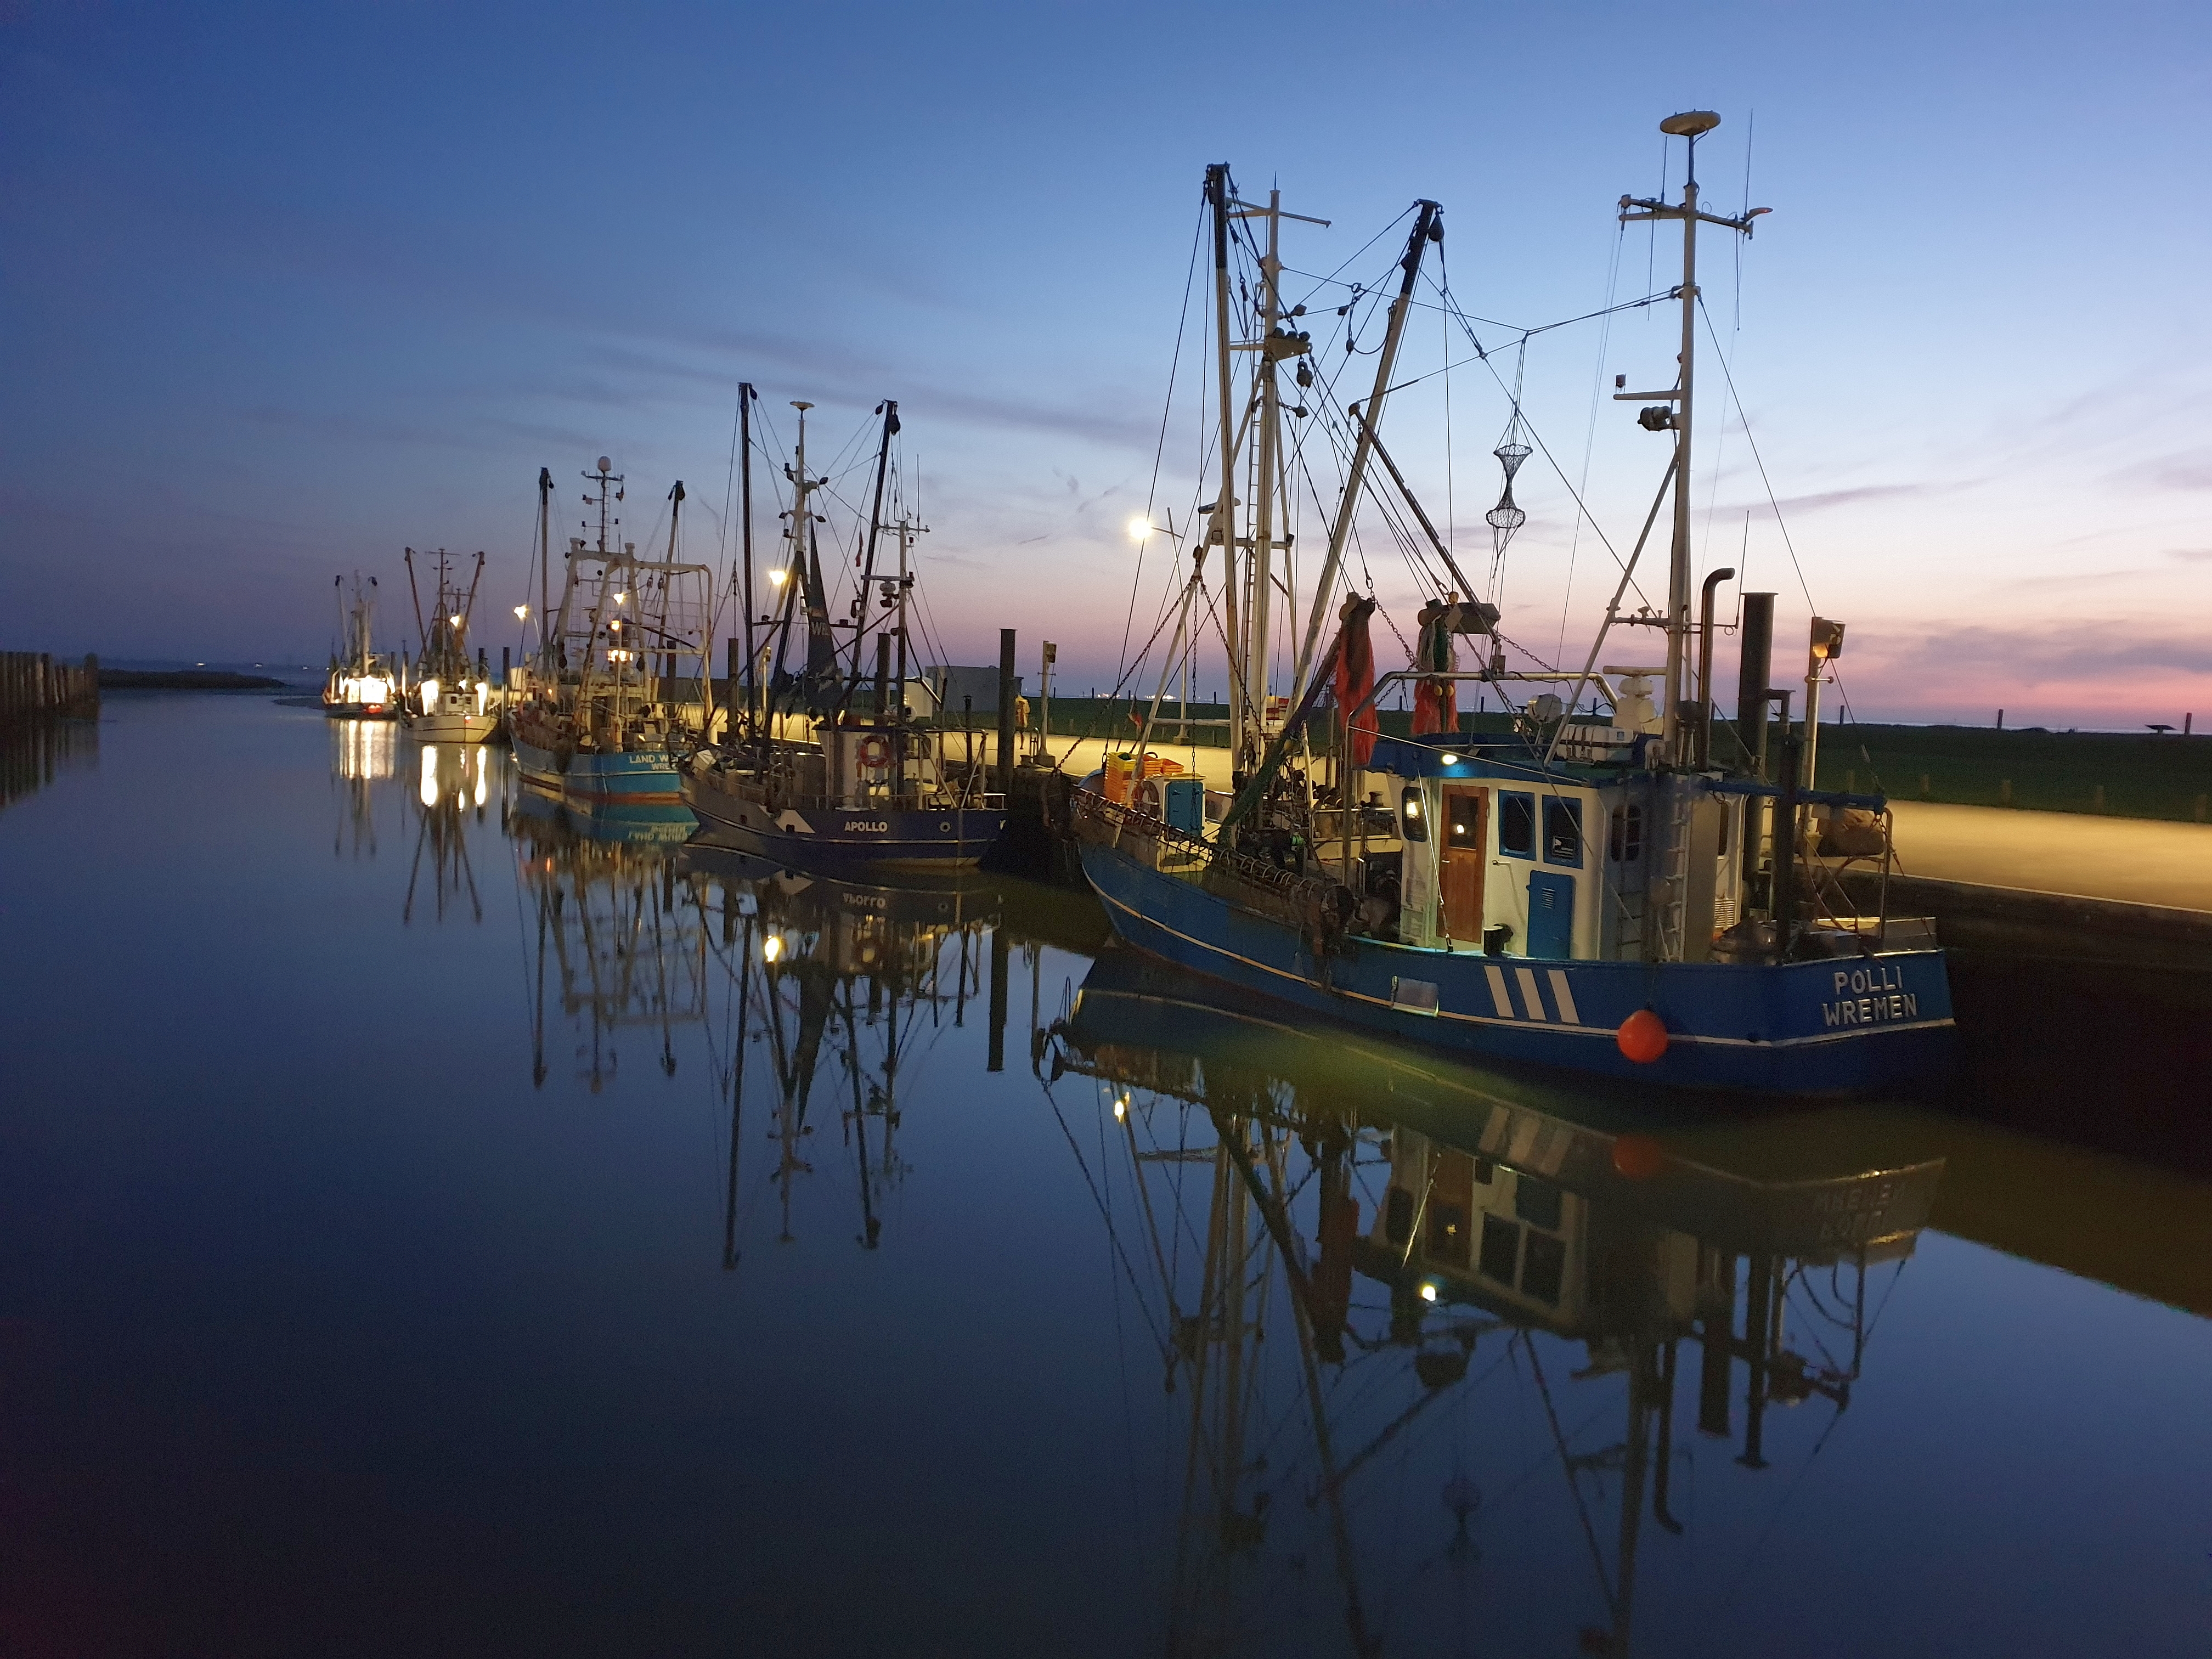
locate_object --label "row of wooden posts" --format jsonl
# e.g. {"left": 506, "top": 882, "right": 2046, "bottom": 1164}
{"left": 0, "top": 653, "right": 100, "bottom": 724}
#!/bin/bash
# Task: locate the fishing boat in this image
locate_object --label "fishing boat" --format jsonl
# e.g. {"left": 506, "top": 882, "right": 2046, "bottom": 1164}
{"left": 321, "top": 572, "right": 398, "bottom": 718}
{"left": 682, "top": 394, "right": 1009, "bottom": 869}
{"left": 508, "top": 457, "right": 715, "bottom": 809}
{"left": 1066, "top": 117, "right": 1953, "bottom": 1096}
{"left": 397, "top": 546, "right": 499, "bottom": 743}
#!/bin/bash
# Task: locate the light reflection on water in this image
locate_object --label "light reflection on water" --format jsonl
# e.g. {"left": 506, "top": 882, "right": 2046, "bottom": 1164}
{"left": 3, "top": 694, "right": 2208, "bottom": 1657}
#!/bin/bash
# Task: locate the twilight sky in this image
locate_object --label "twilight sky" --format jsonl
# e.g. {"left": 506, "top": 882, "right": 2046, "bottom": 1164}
{"left": 4, "top": 0, "right": 2208, "bottom": 725}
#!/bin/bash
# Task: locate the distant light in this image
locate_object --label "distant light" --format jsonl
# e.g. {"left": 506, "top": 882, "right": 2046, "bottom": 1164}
{"left": 614, "top": 591, "right": 628, "bottom": 605}
{"left": 513, "top": 605, "right": 529, "bottom": 620}
{"left": 762, "top": 935, "right": 783, "bottom": 962}
{"left": 768, "top": 569, "right": 790, "bottom": 586}
{"left": 1420, "top": 1283, "right": 1438, "bottom": 1303}
{"left": 449, "top": 613, "right": 463, "bottom": 626}
{"left": 1113, "top": 1094, "right": 1128, "bottom": 1119}
{"left": 1126, "top": 516, "right": 1149, "bottom": 543}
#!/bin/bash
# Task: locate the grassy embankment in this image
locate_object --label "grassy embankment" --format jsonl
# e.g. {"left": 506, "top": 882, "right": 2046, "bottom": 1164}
{"left": 1806, "top": 724, "right": 2212, "bottom": 824}
{"left": 1035, "top": 699, "right": 2212, "bottom": 824}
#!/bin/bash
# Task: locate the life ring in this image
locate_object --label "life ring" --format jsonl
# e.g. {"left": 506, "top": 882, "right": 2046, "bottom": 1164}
{"left": 856, "top": 733, "right": 893, "bottom": 771}
{"left": 1135, "top": 776, "right": 1165, "bottom": 817}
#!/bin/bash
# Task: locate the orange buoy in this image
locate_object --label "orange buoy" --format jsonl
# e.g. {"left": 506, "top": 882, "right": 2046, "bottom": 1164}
{"left": 1617, "top": 1008, "right": 1669, "bottom": 1064}
{"left": 1611, "top": 1133, "right": 1666, "bottom": 1180}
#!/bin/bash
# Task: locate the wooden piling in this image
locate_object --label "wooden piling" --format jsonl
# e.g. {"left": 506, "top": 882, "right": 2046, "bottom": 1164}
{"left": 0, "top": 651, "right": 99, "bottom": 725}
{"left": 2000, "top": 778, "right": 2013, "bottom": 808}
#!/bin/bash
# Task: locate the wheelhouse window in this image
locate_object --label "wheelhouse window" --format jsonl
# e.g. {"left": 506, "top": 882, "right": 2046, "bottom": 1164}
{"left": 1543, "top": 798, "right": 1583, "bottom": 867}
{"left": 1608, "top": 803, "right": 1644, "bottom": 862}
{"left": 1399, "top": 786, "right": 1428, "bottom": 842}
{"left": 1499, "top": 792, "right": 1535, "bottom": 859}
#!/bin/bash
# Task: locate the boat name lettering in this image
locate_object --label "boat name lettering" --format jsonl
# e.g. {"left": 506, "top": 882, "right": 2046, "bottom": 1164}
{"left": 1821, "top": 991, "right": 1919, "bottom": 1028}
{"left": 1832, "top": 964, "right": 1905, "bottom": 997}
{"left": 840, "top": 820, "right": 891, "bottom": 833}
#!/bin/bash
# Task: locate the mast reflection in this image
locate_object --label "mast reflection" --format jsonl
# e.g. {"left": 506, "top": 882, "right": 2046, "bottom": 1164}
{"left": 685, "top": 837, "right": 1003, "bottom": 1259}
{"left": 511, "top": 785, "right": 708, "bottom": 1092}
{"left": 1041, "top": 953, "right": 1944, "bottom": 1658}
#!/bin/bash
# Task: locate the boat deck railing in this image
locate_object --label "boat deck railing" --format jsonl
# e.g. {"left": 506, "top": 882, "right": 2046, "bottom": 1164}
{"left": 1071, "top": 786, "right": 1345, "bottom": 917}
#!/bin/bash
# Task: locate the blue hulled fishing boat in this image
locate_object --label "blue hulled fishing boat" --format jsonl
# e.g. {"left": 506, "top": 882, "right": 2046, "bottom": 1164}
{"left": 507, "top": 458, "right": 715, "bottom": 811}
{"left": 1068, "top": 118, "right": 1951, "bottom": 1097}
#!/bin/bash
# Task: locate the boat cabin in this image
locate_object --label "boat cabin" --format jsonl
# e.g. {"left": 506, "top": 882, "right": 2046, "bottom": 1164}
{"left": 1364, "top": 733, "right": 1748, "bottom": 963}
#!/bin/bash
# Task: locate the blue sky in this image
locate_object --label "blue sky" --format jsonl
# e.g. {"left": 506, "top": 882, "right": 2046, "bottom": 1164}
{"left": 4, "top": 0, "right": 2208, "bottom": 724}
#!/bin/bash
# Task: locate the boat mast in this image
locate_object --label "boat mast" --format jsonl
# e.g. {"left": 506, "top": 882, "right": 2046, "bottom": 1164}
{"left": 1291, "top": 202, "right": 1440, "bottom": 704}
{"left": 1204, "top": 166, "right": 1244, "bottom": 768}
{"left": 737, "top": 385, "right": 756, "bottom": 742}
{"left": 1618, "top": 111, "right": 1764, "bottom": 765}
{"left": 534, "top": 467, "right": 551, "bottom": 669}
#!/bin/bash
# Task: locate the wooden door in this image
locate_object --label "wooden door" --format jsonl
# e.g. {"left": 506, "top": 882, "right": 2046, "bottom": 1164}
{"left": 1440, "top": 787, "right": 1487, "bottom": 943}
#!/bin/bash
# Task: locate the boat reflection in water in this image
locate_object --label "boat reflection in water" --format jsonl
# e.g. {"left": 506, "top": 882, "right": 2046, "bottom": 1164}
{"left": 682, "top": 834, "right": 1005, "bottom": 1258}
{"left": 330, "top": 712, "right": 397, "bottom": 857}
{"left": 1041, "top": 952, "right": 1944, "bottom": 1657}
{"left": 403, "top": 742, "right": 495, "bottom": 924}
{"left": 512, "top": 783, "right": 710, "bottom": 1091}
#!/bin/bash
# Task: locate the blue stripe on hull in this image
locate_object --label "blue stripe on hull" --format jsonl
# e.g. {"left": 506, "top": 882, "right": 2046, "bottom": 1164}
{"left": 1078, "top": 840, "right": 1953, "bottom": 1096}
{"left": 512, "top": 736, "right": 685, "bottom": 804}
{"left": 683, "top": 777, "right": 1005, "bottom": 870}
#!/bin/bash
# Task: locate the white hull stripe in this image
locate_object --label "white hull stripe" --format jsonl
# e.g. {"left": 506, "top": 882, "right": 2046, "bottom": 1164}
{"left": 1548, "top": 969, "right": 1581, "bottom": 1026}
{"left": 1514, "top": 967, "right": 1545, "bottom": 1021}
{"left": 1482, "top": 964, "right": 1513, "bottom": 1018}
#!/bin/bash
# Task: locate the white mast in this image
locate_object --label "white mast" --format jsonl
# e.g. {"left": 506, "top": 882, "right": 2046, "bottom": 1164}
{"left": 1617, "top": 112, "right": 1765, "bottom": 767}
{"left": 1221, "top": 180, "right": 1328, "bottom": 768}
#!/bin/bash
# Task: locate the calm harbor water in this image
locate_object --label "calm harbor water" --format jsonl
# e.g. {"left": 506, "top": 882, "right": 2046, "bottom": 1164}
{"left": 4, "top": 694, "right": 2209, "bottom": 1657}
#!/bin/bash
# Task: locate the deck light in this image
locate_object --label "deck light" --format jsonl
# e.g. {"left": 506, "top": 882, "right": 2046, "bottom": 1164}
{"left": 419, "top": 679, "right": 440, "bottom": 715}
{"left": 1420, "top": 1283, "right": 1438, "bottom": 1302}
{"left": 768, "top": 568, "right": 790, "bottom": 586}
{"left": 449, "top": 614, "right": 463, "bottom": 627}
{"left": 513, "top": 605, "right": 529, "bottom": 620}
{"left": 1438, "top": 751, "right": 1462, "bottom": 766}
{"left": 762, "top": 935, "right": 783, "bottom": 963}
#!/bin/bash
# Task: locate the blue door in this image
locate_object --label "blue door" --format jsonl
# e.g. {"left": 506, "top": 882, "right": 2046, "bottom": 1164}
{"left": 1527, "top": 872, "right": 1575, "bottom": 958}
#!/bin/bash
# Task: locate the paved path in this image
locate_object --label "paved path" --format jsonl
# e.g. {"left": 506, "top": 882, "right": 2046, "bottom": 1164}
{"left": 952, "top": 731, "right": 2212, "bottom": 915}
{"left": 1889, "top": 800, "right": 2212, "bottom": 912}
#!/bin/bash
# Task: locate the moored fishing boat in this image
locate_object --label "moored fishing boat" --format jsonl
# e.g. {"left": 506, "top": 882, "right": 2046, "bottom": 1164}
{"left": 322, "top": 572, "right": 398, "bottom": 719}
{"left": 507, "top": 457, "right": 715, "bottom": 809}
{"left": 681, "top": 395, "right": 1009, "bottom": 868}
{"left": 398, "top": 546, "right": 500, "bottom": 743}
{"left": 1066, "top": 118, "right": 1953, "bottom": 1097}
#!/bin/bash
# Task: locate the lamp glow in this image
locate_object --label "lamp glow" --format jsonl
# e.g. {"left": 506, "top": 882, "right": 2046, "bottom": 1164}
{"left": 1438, "top": 752, "right": 1461, "bottom": 766}
{"left": 768, "top": 568, "right": 790, "bottom": 586}
{"left": 449, "top": 614, "right": 463, "bottom": 626}
{"left": 419, "top": 679, "right": 441, "bottom": 715}
{"left": 514, "top": 604, "right": 529, "bottom": 620}
{"left": 762, "top": 935, "right": 783, "bottom": 962}
{"left": 614, "top": 591, "right": 628, "bottom": 605}
{"left": 1126, "top": 516, "right": 1149, "bottom": 542}
{"left": 1420, "top": 1283, "right": 1438, "bottom": 1303}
